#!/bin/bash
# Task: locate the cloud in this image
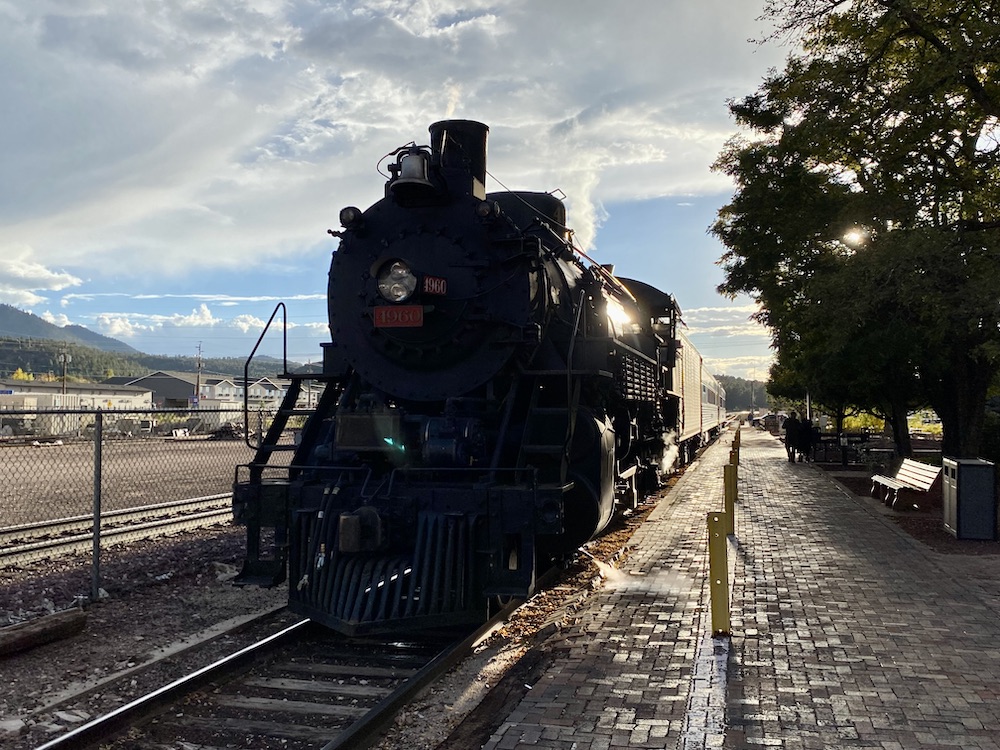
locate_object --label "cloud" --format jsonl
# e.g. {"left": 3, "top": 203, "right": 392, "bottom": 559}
{"left": 0, "top": 246, "right": 83, "bottom": 306}
{"left": 704, "top": 353, "right": 776, "bottom": 382}
{"left": 231, "top": 313, "right": 267, "bottom": 334}
{"left": 683, "top": 304, "right": 770, "bottom": 339}
{"left": 0, "top": 1, "right": 783, "bottom": 367}
{"left": 93, "top": 304, "right": 219, "bottom": 338}
{"left": 686, "top": 304, "right": 761, "bottom": 315}
{"left": 682, "top": 301, "right": 774, "bottom": 379}
{"left": 173, "top": 304, "right": 219, "bottom": 328}
{"left": 90, "top": 303, "right": 328, "bottom": 339}
{"left": 40, "top": 311, "right": 72, "bottom": 328}
{"left": 1, "top": 0, "right": 784, "bottom": 276}
{"left": 63, "top": 292, "right": 326, "bottom": 304}
{"left": 93, "top": 313, "right": 155, "bottom": 339}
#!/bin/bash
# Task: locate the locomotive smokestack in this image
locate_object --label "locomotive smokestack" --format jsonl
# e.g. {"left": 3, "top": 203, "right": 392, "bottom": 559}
{"left": 429, "top": 120, "right": 489, "bottom": 199}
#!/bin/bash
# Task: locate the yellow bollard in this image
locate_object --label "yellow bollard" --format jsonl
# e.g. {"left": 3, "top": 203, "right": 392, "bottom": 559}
{"left": 707, "top": 512, "right": 731, "bottom": 637}
{"left": 723, "top": 463, "right": 737, "bottom": 535}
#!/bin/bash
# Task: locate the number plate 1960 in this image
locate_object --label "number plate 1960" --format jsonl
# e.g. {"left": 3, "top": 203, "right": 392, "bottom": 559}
{"left": 373, "top": 305, "right": 424, "bottom": 328}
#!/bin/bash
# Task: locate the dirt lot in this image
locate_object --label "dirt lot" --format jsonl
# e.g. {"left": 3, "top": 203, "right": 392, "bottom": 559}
{"left": 0, "top": 437, "right": 256, "bottom": 526}
{"left": 0, "top": 523, "right": 291, "bottom": 746}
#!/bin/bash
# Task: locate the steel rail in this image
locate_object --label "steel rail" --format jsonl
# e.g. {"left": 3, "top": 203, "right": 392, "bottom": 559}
{"left": 33, "top": 601, "right": 524, "bottom": 750}
{"left": 322, "top": 597, "right": 523, "bottom": 750}
{"left": 331, "top": 556, "right": 616, "bottom": 750}
{"left": 0, "top": 494, "right": 231, "bottom": 546}
{"left": 0, "top": 507, "right": 233, "bottom": 566}
{"left": 33, "top": 619, "right": 313, "bottom": 750}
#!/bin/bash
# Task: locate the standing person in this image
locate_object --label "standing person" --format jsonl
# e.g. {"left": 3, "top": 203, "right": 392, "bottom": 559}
{"left": 797, "top": 417, "right": 815, "bottom": 462}
{"left": 783, "top": 411, "right": 800, "bottom": 463}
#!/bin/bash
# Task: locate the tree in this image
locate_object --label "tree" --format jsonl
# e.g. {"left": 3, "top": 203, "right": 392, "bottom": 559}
{"left": 715, "top": 374, "right": 770, "bottom": 412}
{"left": 11, "top": 367, "right": 33, "bottom": 381}
{"left": 713, "top": 0, "right": 1000, "bottom": 458}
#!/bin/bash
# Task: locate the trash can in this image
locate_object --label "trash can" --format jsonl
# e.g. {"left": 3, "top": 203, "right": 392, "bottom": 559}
{"left": 942, "top": 457, "right": 996, "bottom": 540}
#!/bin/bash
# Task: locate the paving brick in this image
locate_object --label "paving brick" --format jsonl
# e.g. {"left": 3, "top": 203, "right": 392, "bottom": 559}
{"left": 482, "top": 428, "right": 1000, "bottom": 749}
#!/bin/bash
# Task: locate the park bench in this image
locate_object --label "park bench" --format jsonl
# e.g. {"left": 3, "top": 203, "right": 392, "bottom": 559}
{"left": 870, "top": 458, "right": 941, "bottom": 509}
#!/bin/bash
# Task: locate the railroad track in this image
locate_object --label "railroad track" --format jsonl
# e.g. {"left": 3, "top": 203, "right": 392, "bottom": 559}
{"left": 0, "top": 494, "right": 233, "bottom": 565}
{"left": 35, "top": 606, "right": 515, "bottom": 750}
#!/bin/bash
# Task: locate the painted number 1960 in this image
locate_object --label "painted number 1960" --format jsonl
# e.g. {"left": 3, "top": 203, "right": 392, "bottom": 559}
{"left": 374, "top": 305, "right": 424, "bottom": 328}
{"left": 423, "top": 276, "right": 447, "bottom": 295}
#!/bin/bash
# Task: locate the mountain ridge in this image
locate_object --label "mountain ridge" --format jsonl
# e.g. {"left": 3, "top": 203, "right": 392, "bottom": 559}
{"left": 0, "top": 304, "right": 140, "bottom": 354}
{"left": 0, "top": 305, "right": 293, "bottom": 380}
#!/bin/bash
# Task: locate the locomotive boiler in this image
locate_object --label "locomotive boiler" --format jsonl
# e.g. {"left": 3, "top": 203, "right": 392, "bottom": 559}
{"left": 234, "top": 120, "right": 725, "bottom": 634}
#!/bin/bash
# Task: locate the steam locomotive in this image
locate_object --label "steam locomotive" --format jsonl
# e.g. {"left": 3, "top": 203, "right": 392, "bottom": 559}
{"left": 234, "top": 120, "right": 725, "bottom": 635}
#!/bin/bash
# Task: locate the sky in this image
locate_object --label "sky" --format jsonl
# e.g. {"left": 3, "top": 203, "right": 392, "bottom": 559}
{"left": 1, "top": 0, "right": 789, "bottom": 381}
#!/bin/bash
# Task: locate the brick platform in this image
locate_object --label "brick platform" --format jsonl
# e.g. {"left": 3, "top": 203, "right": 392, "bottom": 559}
{"left": 482, "top": 427, "right": 1000, "bottom": 749}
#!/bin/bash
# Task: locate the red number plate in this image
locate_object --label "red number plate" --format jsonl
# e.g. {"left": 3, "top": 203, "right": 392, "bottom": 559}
{"left": 423, "top": 276, "right": 447, "bottom": 295}
{"left": 373, "top": 305, "right": 424, "bottom": 328}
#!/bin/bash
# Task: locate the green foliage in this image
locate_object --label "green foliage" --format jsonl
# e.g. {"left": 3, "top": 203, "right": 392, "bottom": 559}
{"left": 713, "top": 0, "right": 1000, "bottom": 457}
{"left": 842, "top": 413, "right": 885, "bottom": 433}
{"left": 979, "top": 411, "right": 1000, "bottom": 467}
{"left": 715, "top": 374, "right": 769, "bottom": 412}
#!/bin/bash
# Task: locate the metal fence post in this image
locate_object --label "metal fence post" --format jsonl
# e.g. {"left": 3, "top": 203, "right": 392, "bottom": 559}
{"left": 91, "top": 408, "right": 103, "bottom": 602}
{"left": 724, "top": 463, "right": 737, "bottom": 536}
{"left": 707, "top": 512, "right": 731, "bottom": 637}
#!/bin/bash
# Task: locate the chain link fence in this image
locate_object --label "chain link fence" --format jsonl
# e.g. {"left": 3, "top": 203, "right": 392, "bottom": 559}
{"left": 0, "top": 408, "right": 281, "bottom": 529}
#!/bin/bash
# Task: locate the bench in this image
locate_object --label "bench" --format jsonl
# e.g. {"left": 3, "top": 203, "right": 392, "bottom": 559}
{"left": 870, "top": 458, "right": 941, "bottom": 509}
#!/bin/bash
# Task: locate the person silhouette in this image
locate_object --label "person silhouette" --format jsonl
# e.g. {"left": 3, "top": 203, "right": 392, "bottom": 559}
{"left": 783, "top": 411, "right": 800, "bottom": 463}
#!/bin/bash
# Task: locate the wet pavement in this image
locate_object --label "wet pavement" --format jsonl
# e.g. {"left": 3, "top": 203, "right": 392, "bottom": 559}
{"left": 482, "top": 427, "right": 1000, "bottom": 749}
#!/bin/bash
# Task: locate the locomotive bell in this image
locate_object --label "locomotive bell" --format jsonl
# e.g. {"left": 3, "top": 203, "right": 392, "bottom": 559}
{"left": 389, "top": 148, "right": 434, "bottom": 197}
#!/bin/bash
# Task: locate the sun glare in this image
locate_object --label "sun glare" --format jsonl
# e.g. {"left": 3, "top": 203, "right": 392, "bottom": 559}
{"left": 842, "top": 228, "right": 868, "bottom": 248}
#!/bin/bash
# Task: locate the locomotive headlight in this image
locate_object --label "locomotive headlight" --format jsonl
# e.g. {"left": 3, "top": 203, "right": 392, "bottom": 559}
{"left": 339, "top": 206, "right": 363, "bottom": 228}
{"left": 475, "top": 200, "right": 500, "bottom": 219}
{"left": 376, "top": 260, "right": 418, "bottom": 303}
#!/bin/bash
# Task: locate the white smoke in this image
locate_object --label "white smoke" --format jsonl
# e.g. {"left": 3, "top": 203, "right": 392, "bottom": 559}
{"left": 660, "top": 430, "right": 679, "bottom": 475}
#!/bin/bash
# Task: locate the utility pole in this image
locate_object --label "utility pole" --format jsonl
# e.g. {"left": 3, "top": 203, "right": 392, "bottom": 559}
{"left": 59, "top": 351, "right": 71, "bottom": 395}
{"left": 194, "top": 342, "right": 203, "bottom": 408}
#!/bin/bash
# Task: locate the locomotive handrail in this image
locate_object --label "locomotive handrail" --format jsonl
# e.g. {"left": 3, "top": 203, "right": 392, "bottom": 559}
{"left": 529, "top": 215, "right": 637, "bottom": 304}
{"left": 487, "top": 375, "right": 521, "bottom": 480}
{"left": 243, "top": 302, "right": 289, "bottom": 449}
{"left": 565, "top": 287, "right": 588, "bottom": 373}
{"left": 583, "top": 252, "right": 638, "bottom": 304}
{"left": 487, "top": 179, "right": 635, "bottom": 302}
